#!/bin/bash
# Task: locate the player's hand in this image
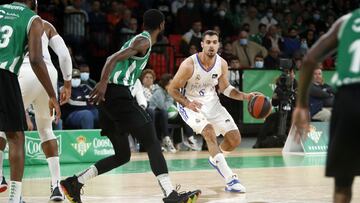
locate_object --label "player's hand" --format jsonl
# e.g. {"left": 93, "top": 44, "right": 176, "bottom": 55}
{"left": 246, "top": 92, "right": 263, "bottom": 101}
{"left": 89, "top": 80, "right": 107, "bottom": 105}
{"left": 292, "top": 107, "right": 310, "bottom": 143}
{"left": 49, "top": 96, "right": 61, "bottom": 124}
{"left": 60, "top": 80, "right": 71, "bottom": 105}
{"left": 185, "top": 100, "right": 202, "bottom": 112}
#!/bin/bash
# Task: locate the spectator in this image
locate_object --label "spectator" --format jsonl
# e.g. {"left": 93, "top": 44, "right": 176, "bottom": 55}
{"left": 61, "top": 69, "right": 98, "bottom": 129}
{"left": 141, "top": 69, "right": 156, "bottom": 102}
{"left": 262, "top": 25, "right": 282, "bottom": 50}
{"left": 220, "top": 41, "right": 236, "bottom": 63}
{"left": 176, "top": 0, "right": 201, "bottom": 34}
{"left": 254, "top": 54, "right": 264, "bottom": 69}
{"left": 171, "top": 0, "right": 186, "bottom": 16}
{"left": 260, "top": 8, "right": 278, "bottom": 28}
{"left": 309, "top": 66, "right": 334, "bottom": 121}
{"left": 242, "top": 6, "right": 260, "bottom": 35}
{"left": 188, "top": 44, "right": 198, "bottom": 56}
{"left": 264, "top": 47, "right": 280, "bottom": 69}
{"left": 200, "top": 0, "right": 215, "bottom": 29}
{"left": 79, "top": 64, "right": 96, "bottom": 88}
{"left": 232, "top": 30, "right": 267, "bottom": 68}
{"left": 106, "top": 1, "right": 123, "bottom": 30}
{"left": 212, "top": 8, "right": 233, "bottom": 39}
{"left": 228, "top": 56, "right": 241, "bottom": 89}
{"left": 249, "top": 23, "right": 267, "bottom": 46}
{"left": 281, "top": 26, "right": 301, "bottom": 58}
{"left": 180, "top": 20, "right": 202, "bottom": 55}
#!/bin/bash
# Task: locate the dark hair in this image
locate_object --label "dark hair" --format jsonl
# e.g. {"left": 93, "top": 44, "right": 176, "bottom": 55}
{"left": 1, "top": 0, "right": 14, "bottom": 4}
{"left": 143, "top": 9, "right": 165, "bottom": 31}
{"left": 158, "top": 73, "right": 173, "bottom": 90}
{"left": 201, "top": 30, "right": 219, "bottom": 41}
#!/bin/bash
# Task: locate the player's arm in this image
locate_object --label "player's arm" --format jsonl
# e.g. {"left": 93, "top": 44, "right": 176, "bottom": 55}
{"left": 44, "top": 20, "right": 72, "bottom": 105}
{"left": 218, "top": 58, "right": 252, "bottom": 101}
{"left": 28, "top": 17, "right": 61, "bottom": 121}
{"left": 168, "top": 58, "right": 202, "bottom": 112}
{"left": 89, "top": 37, "right": 150, "bottom": 104}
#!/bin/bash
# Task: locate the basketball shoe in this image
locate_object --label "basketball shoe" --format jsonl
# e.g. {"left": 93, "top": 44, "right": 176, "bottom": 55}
{"left": 0, "top": 176, "right": 8, "bottom": 193}
{"left": 163, "top": 189, "right": 201, "bottom": 203}
{"left": 50, "top": 181, "right": 65, "bottom": 201}
{"left": 60, "top": 176, "right": 83, "bottom": 203}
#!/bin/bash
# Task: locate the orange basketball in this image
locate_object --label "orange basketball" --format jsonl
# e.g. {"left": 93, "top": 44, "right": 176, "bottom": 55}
{"left": 248, "top": 95, "right": 272, "bottom": 119}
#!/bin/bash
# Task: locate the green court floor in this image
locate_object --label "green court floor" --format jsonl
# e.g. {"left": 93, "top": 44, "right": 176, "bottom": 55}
{"left": 3, "top": 154, "right": 326, "bottom": 179}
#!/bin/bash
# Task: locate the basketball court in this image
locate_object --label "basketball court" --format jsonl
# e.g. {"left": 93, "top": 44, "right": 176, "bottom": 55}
{"left": 0, "top": 139, "right": 358, "bottom": 203}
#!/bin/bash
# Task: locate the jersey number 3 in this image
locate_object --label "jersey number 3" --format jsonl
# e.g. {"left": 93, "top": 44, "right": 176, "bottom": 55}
{"left": 0, "top": 25, "right": 13, "bottom": 48}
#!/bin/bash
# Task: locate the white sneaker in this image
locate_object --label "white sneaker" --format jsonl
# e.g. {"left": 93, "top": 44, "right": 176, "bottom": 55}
{"left": 183, "top": 135, "right": 201, "bottom": 151}
{"left": 225, "top": 174, "right": 246, "bottom": 193}
{"left": 163, "top": 136, "right": 176, "bottom": 153}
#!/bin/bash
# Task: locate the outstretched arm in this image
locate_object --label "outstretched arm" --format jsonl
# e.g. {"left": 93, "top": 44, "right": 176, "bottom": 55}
{"left": 89, "top": 37, "right": 150, "bottom": 104}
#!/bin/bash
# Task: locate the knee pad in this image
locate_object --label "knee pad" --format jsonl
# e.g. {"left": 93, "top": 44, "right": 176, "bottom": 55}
{"left": 38, "top": 127, "right": 56, "bottom": 144}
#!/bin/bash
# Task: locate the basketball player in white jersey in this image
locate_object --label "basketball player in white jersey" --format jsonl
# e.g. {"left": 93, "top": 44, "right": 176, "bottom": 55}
{"left": 169, "top": 30, "right": 257, "bottom": 193}
{"left": 0, "top": 1, "right": 72, "bottom": 201}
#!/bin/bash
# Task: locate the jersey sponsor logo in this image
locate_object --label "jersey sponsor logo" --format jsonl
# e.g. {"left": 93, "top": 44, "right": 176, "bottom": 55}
{"left": 225, "top": 119, "right": 230, "bottom": 123}
{"left": 3, "top": 4, "right": 24, "bottom": 11}
{"left": 212, "top": 74, "right": 218, "bottom": 78}
{"left": 195, "top": 74, "right": 201, "bottom": 81}
{"left": 0, "top": 10, "right": 5, "bottom": 19}
{"left": 25, "top": 134, "right": 62, "bottom": 160}
{"left": 71, "top": 135, "right": 92, "bottom": 156}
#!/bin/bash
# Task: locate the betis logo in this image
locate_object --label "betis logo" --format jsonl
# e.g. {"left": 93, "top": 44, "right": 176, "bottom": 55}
{"left": 307, "top": 125, "right": 322, "bottom": 144}
{"left": 72, "top": 136, "right": 91, "bottom": 156}
{"left": 26, "top": 134, "right": 62, "bottom": 160}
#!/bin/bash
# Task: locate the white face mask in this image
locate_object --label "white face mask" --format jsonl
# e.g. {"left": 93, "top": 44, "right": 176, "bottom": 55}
{"left": 80, "top": 72, "right": 90, "bottom": 81}
{"left": 239, "top": 38, "right": 248, "bottom": 45}
{"left": 255, "top": 61, "right": 264, "bottom": 68}
{"left": 219, "top": 10, "right": 226, "bottom": 17}
{"left": 71, "top": 78, "right": 81, "bottom": 88}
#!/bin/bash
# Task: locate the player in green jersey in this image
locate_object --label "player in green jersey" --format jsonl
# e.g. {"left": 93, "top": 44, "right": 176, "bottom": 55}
{"left": 0, "top": 0, "right": 60, "bottom": 202}
{"left": 60, "top": 9, "right": 200, "bottom": 203}
{"left": 293, "top": 10, "right": 360, "bottom": 203}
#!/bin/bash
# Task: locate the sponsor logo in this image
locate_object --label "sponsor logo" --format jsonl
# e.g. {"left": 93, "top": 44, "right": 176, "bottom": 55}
{"left": 0, "top": 10, "right": 5, "bottom": 19}
{"left": 307, "top": 125, "right": 323, "bottom": 144}
{"left": 196, "top": 74, "right": 201, "bottom": 80}
{"left": 195, "top": 119, "right": 201, "bottom": 123}
{"left": 25, "top": 134, "right": 62, "bottom": 160}
{"left": 71, "top": 136, "right": 91, "bottom": 156}
{"left": 225, "top": 119, "right": 230, "bottom": 123}
{"left": 212, "top": 74, "right": 218, "bottom": 78}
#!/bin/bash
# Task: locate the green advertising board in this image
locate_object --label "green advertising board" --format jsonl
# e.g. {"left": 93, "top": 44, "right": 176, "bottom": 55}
{"left": 242, "top": 69, "right": 336, "bottom": 124}
{"left": 3, "top": 130, "right": 114, "bottom": 166}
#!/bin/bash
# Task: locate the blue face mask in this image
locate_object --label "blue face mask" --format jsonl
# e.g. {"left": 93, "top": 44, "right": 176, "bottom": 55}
{"left": 80, "top": 72, "right": 90, "bottom": 81}
{"left": 71, "top": 78, "right": 81, "bottom": 88}
{"left": 240, "top": 39, "right": 248, "bottom": 45}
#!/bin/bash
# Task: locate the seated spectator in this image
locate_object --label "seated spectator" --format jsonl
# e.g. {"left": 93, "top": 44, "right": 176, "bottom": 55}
{"left": 180, "top": 20, "right": 202, "bottom": 55}
{"left": 228, "top": 56, "right": 241, "bottom": 89}
{"left": 232, "top": 30, "right": 267, "bottom": 68}
{"left": 262, "top": 25, "right": 282, "bottom": 51}
{"left": 309, "top": 66, "right": 334, "bottom": 122}
{"left": 254, "top": 54, "right": 264, "bottom": 68}
{"left": 79, "top": 64, "right": 96, "bottom": 88}
{"left": 188, "top": 44, "right": 198, "bottom": 56}
{"left": 220, "top": 41, "right": 236, "bottom": 63}
{"left": 281, "top": 26, "right": 301, "bottom": 58}
{"left": 140, "top": 69, "right": 156, "bottom": 102}
{"left": 249, "top": 23, "right": 267, "bottom": 45}
{"left": 264, "top": 47, "right": 280, "bottom": 69}
{"left": 260, "top": 8, "right": 278, "bottom": 28}
{"left": 242, "top": 6, "right": 260, "bottom": 35}
{"left": 61, "top": 69, "right": 98, "bottom": 129}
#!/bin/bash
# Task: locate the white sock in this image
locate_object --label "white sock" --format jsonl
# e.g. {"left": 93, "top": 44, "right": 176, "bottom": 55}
{"left": 0, "top": 150, "right": 4, "bottom": 177}
{"left": 212, "top": 153, "right": 234, "bottom": 182}
{"left": 77, "top": 165, "right": 98, "bottom": 184}
{"left": 157, "top": 174, "right": 174, "bottom": 197}
{"left": 8, "top": 181, "right": 22, "bottom": 203}
{"left": 47, "top": 156, "right": 61, "bottom": 187}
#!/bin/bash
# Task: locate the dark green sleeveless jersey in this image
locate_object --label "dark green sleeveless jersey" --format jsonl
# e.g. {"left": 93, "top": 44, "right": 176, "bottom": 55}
{"left": 108, "top": 31, "right": 152, "bottom": 86}
{"left": 333, "top": 9, "right": 360, "bottom": 86}
{"left": 0, "top": 2, "right": 38, "bottom": 75}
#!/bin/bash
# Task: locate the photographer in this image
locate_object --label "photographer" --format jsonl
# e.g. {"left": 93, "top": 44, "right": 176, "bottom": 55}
{"left": 254, "top": 60, "right": 297, "bottom": 148}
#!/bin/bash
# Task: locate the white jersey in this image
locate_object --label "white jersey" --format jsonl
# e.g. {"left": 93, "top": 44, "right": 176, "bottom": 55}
{"left": 183, "top": 53, "right": 222, "bottom": 112}
{"left": 23, "top": 32, "right": 54, "bottom": 68}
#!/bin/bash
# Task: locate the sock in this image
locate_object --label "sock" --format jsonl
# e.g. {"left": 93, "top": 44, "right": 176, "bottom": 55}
{"left": 77, "top": 165, "right": 98, "bottom": 184}
{"left": 157, "top": 173, "right": 174, "bottom": 197}
{"left": 47, "top": 157, "right": 61, "bottom": 187}
{"left": 0, "top": 150, "right": 4, "bottom": 177}
{"left": 212, "top": 153, "right": 234, "bottom": 182}
{"left": 8, "top": 181, "right": 22, "bottom": 203}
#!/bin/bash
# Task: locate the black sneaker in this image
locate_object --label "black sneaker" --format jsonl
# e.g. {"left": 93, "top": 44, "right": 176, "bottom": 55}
{"left": 60, "top": 176, "right": 83, "bottom": 203}
{"left": 0, "top": 176, "right": 7, "bottom": 193}
{"left": 50, "top": 181, "right": 65, "bottom": 201}
{"left": 163, "top": 189, "right": 201, "bottom": 203}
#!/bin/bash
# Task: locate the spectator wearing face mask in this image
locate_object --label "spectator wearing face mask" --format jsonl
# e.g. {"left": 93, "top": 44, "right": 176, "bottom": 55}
{"left": 61, "top": 69, "right": 99, "bottom": 129}
{"left": 260, "top": 8, "right": 278, "bottom": 29}
{"left": 232, "top": 30, "right": 267, "bottom": 68}
{"left": 176, "top": 0, "right": 201, "bottom": 34}
{"left": 254, "top": 54, "right": 264, "bottom": 68}
{"left": 79, "top": 64, "right": 96, "bottom": 88}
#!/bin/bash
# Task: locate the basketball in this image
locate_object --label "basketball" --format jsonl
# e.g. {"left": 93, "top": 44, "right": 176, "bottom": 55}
{"left": 248, "top": 95, "right": 272, "bottom": 119}
{"left": 167, "top": 104, "right": 179, "bottom": 119}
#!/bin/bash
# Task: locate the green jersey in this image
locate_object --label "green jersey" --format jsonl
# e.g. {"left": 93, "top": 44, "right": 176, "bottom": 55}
{"left": 334, "top": 9, "right": 360, "bottom": 87}
{"left": 0, "top": 2, "right": 38, "bottom": 75}
{"left": 109, "top": 31, "right": 152, "bottom": 86}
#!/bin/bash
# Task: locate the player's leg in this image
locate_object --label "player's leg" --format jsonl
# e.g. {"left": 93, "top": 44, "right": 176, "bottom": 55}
{"left": 334, "top": 176, "right": 354, "bottom": 203}
{"left": 217, "top": 106, "right": 241, "bottom": 153}
{"left": 0, "top": 134, "right": 7, "bottom": 193}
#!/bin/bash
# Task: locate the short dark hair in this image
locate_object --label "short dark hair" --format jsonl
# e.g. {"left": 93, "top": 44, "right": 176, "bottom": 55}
{"left": 158, "top": 73, "right": 173, "bottom": 90}
{"left": 143, "top": 9, "right": 165, "bottom": 31}
{"left": 202, "top": 30, "right": 219, "bottom": 41}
